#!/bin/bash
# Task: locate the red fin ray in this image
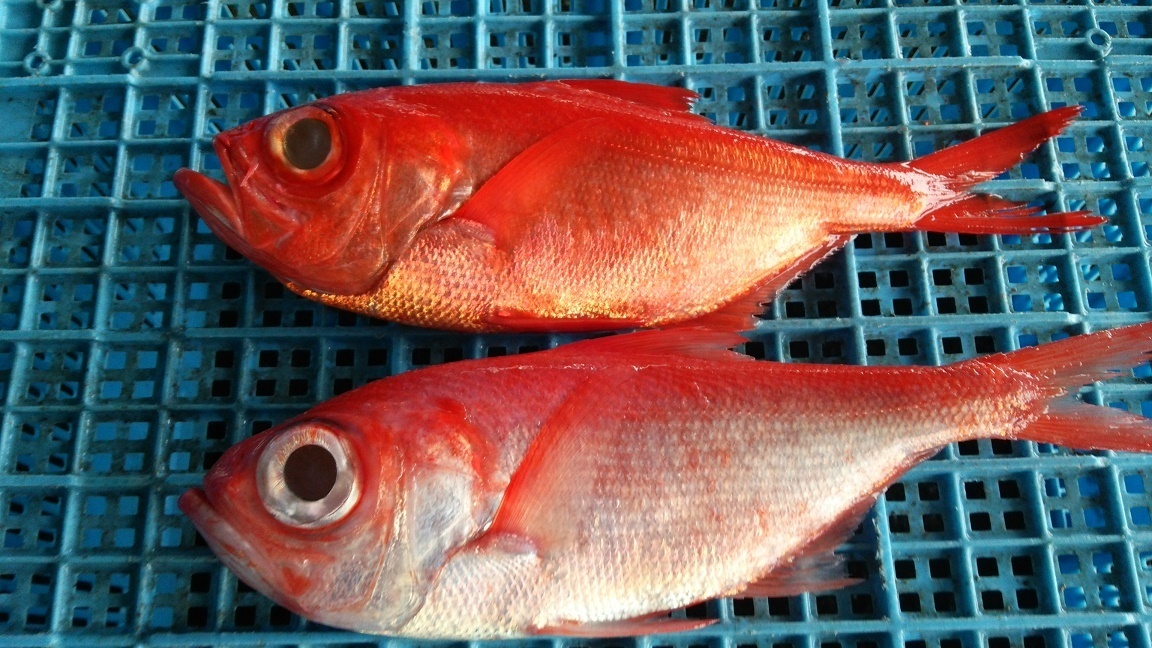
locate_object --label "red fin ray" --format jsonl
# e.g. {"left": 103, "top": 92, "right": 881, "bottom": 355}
{"left": 916, "top": 194, "right": 1105, "bottom": 235}
{"left": 553, "top": 327, "right": 751, "bottom": 363}
{"left": 1016, "top": 400, "right": 1152, "bottom": 453}
{"left": 983, "top": 321, "right": 1152, "bottom": 389}
{"left": 483, "top": 369, "right": 639, "bottom": 553}
{"left": 454, "top": 119, "right": 601, "bottom": 250}
{"left": 557, "top": 80, "right": 702, "bottom": 115}
{"left": 902, "top": 106, "right": 1101, "bottom": 236}
{"left": 486, "top": 311, "right": 647, "bottom": 333}
{"left": 906, "top": 106, "right": 1082, "bottom": 190}
{"left": 736, "top": 492, "right": 876, "bottom": 599}
{"left": 737, "top": 560, "right": 860, "bottom": 599}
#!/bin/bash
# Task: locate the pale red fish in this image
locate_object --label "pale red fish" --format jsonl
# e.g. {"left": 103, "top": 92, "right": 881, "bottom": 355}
{"left": 173, "top": 81, "right": 1101, "bottom": 332}
{"left": 179, "top": 322, "right": 1152, "bottom": 638}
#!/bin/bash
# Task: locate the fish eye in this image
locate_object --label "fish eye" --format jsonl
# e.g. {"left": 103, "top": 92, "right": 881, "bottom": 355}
{"left": 283, "top": 444, "right": 337, "bottom": 501}
{"left": 282, "top": 118, "right": 331, "bottom": 171}
{"left": 266, "top": 107, "right": 344, "bottom": 182}
{"left": 258, "top": 423, "right": 359, "bottom": 529}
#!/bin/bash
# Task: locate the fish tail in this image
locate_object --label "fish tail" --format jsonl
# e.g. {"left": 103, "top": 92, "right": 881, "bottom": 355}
{"left": 981, "top": 322, "right": 1152, "bottom": 452}
{"left": 907, "top": 106, "right": 1106, "bottom": 234}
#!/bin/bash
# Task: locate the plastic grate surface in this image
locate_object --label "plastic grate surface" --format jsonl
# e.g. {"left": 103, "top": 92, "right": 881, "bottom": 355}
{"left": 0, "top": 0, "right": 1151, "bottom": 646}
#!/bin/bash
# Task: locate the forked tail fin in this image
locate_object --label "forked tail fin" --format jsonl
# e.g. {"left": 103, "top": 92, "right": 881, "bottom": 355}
{"left": 977, "top": 322, "right": 1152, "bottom": 452}
{"left": 905, "top": 106, "right": 1106, "bottom": 235}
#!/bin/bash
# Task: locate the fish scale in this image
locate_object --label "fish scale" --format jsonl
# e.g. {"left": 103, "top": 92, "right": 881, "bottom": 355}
{"left": 406, "top": 117, "right": 916, "bottom": 326}
{"left": 399, "top": 363, "right": 994, "bottom": 637}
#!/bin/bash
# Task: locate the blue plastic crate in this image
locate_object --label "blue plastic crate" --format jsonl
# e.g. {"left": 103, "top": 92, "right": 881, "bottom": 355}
{"left": 0, "top": 0, "right": 1151, "bottom": 646}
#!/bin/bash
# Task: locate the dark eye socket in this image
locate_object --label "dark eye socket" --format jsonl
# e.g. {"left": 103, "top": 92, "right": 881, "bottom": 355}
{"left": 283, "top": 444, "right": 338, "bottom": 502}
{"left": 282, "top": 118, "right": 332, "bottom": 171}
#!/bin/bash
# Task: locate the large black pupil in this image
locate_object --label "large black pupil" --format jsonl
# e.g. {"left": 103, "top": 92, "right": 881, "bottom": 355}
{"left": 283, "top": 444, "right": 338, "bottom": 502}
{"left": 283, "top": 118, "right": 331, "bottom": 170}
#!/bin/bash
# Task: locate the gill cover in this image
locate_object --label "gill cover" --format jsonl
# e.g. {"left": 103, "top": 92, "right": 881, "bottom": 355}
{"left": 248, "top": 104, "right": 470, "bottom": 295}
{"left": 365, "top": 399, "right": 504, "bottom": 632}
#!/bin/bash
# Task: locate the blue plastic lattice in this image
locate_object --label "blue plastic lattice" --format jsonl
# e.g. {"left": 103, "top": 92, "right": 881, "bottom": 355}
{"left": 1, "top": 0, "right": 1151, "bottom": 646}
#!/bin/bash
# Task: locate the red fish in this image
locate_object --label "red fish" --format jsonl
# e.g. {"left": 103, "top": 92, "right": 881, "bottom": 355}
{"left": 173, "top": 81, "right": 1101, "bottom": 332}
{"left": 180, "top": 322, "right": 1152, "bottom": 638}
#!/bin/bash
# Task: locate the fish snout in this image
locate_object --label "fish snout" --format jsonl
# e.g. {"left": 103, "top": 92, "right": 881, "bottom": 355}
{"left": 174, "top": 168, "right": 247, "bottom": 246}
{"left": 177, "top": 486, "right": 245, "bottom": 557}
{"left": 178, "top": 487, "right": 289, "bottom": 607}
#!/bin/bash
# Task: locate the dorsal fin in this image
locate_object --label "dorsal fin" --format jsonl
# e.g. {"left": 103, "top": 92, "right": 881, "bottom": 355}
{"left": 557, "top": 80, "right": 701, "bottom": 114}
{"left": 553, "top": 327, "right": 752, "bottom": 363}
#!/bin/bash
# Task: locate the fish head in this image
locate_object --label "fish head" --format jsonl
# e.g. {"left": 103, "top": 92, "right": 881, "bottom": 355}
{"left": 178, "top": 413, "right": 407, "bottom": 629}
{"left": 179, "top": 394, "right": 503, "bottom": 633}
{"left": 173, "top": 92, "right": 468, "bottom": 296}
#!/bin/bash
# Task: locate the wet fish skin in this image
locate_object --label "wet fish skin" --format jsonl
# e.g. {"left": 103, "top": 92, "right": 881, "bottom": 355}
{"left": 173, "top": 81, "right": 1101, "bottom": 332}
{"left": 180, "top": 323, "right": 1152, "bottom": 638}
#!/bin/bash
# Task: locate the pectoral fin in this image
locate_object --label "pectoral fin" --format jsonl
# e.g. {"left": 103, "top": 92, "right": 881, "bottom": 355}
{"left": 453, "top": 113, "right": 835, "bottom": 331}
{"left": 453, "top": 115, "right": 738, "bottom": 251}
{"left": 453, "top": 118, "right": 611, "bottom": 251}
{"left": 483, "top": 367, "right": 640, "bottom": 553}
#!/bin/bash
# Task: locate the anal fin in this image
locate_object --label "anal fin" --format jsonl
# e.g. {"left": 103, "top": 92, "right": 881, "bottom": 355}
{"left": 536, "top": 615, "right": 717, "bottom": 638}
{"left": 552, "top": 327, "right": 751, "bottom": 363}
{"left": 486, "top": 309, "right": 647, "bottom": 333}
{"left": 685, "top": 234, "right": 852, "bottom": 332}
{"left": 737, "top": 554, "right": 860, "bottom": 599}
{"left": 738, "top": 492, "right": 876, "bottom": 599}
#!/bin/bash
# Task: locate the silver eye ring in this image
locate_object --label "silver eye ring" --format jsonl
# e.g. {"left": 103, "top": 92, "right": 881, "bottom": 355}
{"left": 257, "top": 422, "right": 359, "bottom": 529}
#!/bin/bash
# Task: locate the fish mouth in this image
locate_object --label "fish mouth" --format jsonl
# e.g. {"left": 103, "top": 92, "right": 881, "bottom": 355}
{"left": 178, "top": 487, "right": 282, "bottom": 600}
{"left": 173, "top": 168, "right": 250, "bottom": 253}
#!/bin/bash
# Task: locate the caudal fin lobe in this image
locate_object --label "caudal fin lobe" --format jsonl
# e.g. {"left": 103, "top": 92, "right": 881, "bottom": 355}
{"left": 917, "top": 195, "right": 1103, "bottom": 235}
{"left": 908, "top": 106, "right": 1106, "bottom": 235}
{"left": 909, "top": 106, "right": 1081, "bottom": 186}
{"left": 982, "top": 322, "right": 1152, "bottom": 452}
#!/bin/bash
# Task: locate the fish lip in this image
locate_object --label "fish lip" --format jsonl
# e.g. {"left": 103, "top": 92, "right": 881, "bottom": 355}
{"left": 173, "top": 167, "right": 249, "bottom": 252}
{"left": 178, "top": 487, "right": 280, "bottom": 599}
